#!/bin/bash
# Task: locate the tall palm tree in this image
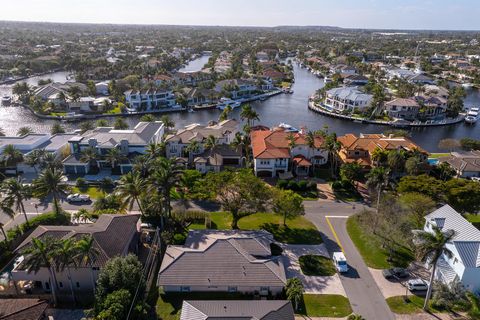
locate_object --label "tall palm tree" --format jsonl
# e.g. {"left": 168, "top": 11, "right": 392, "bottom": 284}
{"left": 55, "top": 239, "right": 78, "bottom": 305}
{"left": 132, "top": 154, "right": 153, "bottom": 178}
{"left": 413, "top": 227, "right": 456, "bottom": 310}
{"left": 387, "top": 150, "right": 405, "bottom": 176}
{"left": 145, "top": 142, "right": 166, "bottom": 159}
{"left": 1, "top": 177, "right": 31, "bottom": 224}
{"left": 305, "top": 131, "right": 316, "bottom": 158}
{"left": 105, "top": 148, "right": 127, "bottom": 170}
{"left": 324, "top": 133, "right": 341, "bottom": 177}
{"left": 24, "top": 149, "right": 48, "bottom": 174}
{"left": 74, "top": 236, "right": 99, "bottom": 294}
{"left": 231, "top": 132, "right": 251, "bottom": 168}
{"left": 33, "top": 168, "right": 69, "bottom": 215}
{"left": 240, "top": 104, "right": 259, "bottom": 127}
{"left": 185, "top": 140, "right": 201, "bottom": 165}
{"left": 80, "top": 147, "right": 99, "bottom": 173}
{"left": 39, "top": 152, "right": 63, "bottom": 171}
{"left": 74, "top": 208, "right": 91, "bottom": 224}
{"left": 219, "top": 105, "right": 233, "bottom": 121}
{"left": 116, "top": 172, "right": 146, "bottom": 214}
{"left": 22, "top": 237, "right": 60, "bottom": 306}
{"left": 205, "top": 134, "right": 218, "bottom": 164}
{"left": 160, "top": 115, "right": 175, "bottom": 132}
{"left": 287, "top": 133, "right": 297, "bottom": 149}
{"left": 1, "top": 144, "right": 23, "bottom": 169}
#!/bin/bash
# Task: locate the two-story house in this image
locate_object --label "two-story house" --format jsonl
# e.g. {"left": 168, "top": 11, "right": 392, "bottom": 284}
{"left": 214, "top": 79, "right": 258, "bottom": 99}
{"left": 324, "top": 87, "right": 373, "bottom": 113}
{"left": 423, "top": 205, "right": 480, "bottom": 293}
{"left": 124, "top": 89, "right": 176, "bottom": 111}
{"left": 251, "top": 127, "right": 327, "bottom": 177}
{"left": 384, "top": 98, "right": 420, "bottom": 121}
{"left": 437, "top": 151, "right": 480, "bottom": 178}
{"left": 62, "top": 121, "right": 164, "bottom": 175}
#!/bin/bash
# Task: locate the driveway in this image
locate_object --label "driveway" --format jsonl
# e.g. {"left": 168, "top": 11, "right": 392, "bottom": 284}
{"left": 282, "top": 244, "right": 345, "bottom": 295}
{"left": 304, "top": 200, "right": 395, "bottom": 320}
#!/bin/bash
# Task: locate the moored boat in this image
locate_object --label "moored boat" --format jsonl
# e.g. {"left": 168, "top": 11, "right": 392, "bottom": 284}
{"left": 465, "top": 107, "right": 479, "bottom": 124}
{"left": 217, "top": 97, "right": 241, "bottom": 110}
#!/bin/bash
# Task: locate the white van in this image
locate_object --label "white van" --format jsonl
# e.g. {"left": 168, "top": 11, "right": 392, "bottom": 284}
{"left": 333, "top": 252, "right": 348, "bottom": 273}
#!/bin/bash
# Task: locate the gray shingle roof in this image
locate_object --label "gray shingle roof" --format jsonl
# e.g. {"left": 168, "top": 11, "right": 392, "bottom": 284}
{"left": 181, "top": 300, "right": 294, "bottom": 320}
{"left": 79, "top": 121, "right": 163, "bottom": 146}
{"left": 425, "top": 205, "right": 480, "bottom": 267}
{"left": 158, "top": 230, "right": 286, "bottom": 288}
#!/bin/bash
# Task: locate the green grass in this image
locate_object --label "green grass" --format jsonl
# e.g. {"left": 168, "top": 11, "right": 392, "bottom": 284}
{"left": 466, "top": 214, "right": 480, "bottom": 230}
{"left": 298, "top": 294, "right": 352, "bottom": 317}
{"left": 331, "top": 184, "right": 363, "bottom": 202}
{"left": 386, "top": 295, "right": 445, "bottom": 314}
{"left": 105, "top": 106, "right": 122, "bottom": 114}
{"left": 429, "top": 153, "right": 450, "bottom": 159}
{"left": 50, "top": 112, "right": 67, "bottom": 117}
{"left": 299, "top": 255, "right": 336, "bottom": 276}
{"left": 71, "top": 186, "right": 104, "bottom": 200}
{"left": 156, "top": 292, "right": 251, "bottom": 320}
{"left": 346, "top": 215, "right": 414, "bottom": 269}
{"left": 191, "top": 212, "right": 323, "bottom": 244}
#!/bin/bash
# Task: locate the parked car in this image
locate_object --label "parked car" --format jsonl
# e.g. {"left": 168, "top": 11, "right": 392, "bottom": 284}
{"left": 333, "top": 252, "right": 348, "bottom": 273}
{"left": 382, "top": 267, "right": 409, "bottom": 280}
{"left": 407, "top": 278, "right": 429, "bottom": 291}
{"left": 66, "top": 193, "right": 90, "bottom": 203}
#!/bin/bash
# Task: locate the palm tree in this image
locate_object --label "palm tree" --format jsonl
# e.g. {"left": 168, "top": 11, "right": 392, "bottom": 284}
{"left": 79, "top": 121, "right": 94, "bottom": 134}
{"left": 105, "top": 148, "right": 127, "bottom": 170}
{"left": 74, "top": 208, "right": 91, "bottom": 224}
{"left": 57, "top": 91, "right": 67, "bottom": 107}
{"left": 185, "top": 140, "right": 201, "bottom": 165}
{"left": 1, "top": 144, "right": 23, "bottom": 169}
{"left": 305, "top": 131, "right": 316, "bottom": 158}
{"left": 95, "top": 119, "right": 109, "bottom": 127}
{"left": 33, "top": 168, "right": 69, "bottom": 215}
{"left": 80, "top": 147, "right": 99, "bottom": 173}
{"left": 388, "top": 150, "right": 405, "bottom": 176}
{"left": 286, "top": 133, "right": 297, "bottom": 149}
{"left": 324, "top": 133, "right": 341, "bottom": 177}
{"left": 22, "top": 237, "right": 60, "bottom": 306}
{"left": 219, "top": 105, "right": 232, "bottom": 121}
{"left": 145, "top": 142, "right": 166, "bottom": 159}
{"left": 286, "top": 278, "right": 304, "bottom": 311}
{"left": 116, "top": 172, "right": 146, "bottom": 214}
{"left": 55, "top": 239, "right": 78, "bottom": 305}
{"left": 240, "top": 104, "right": 259, "bottom": 127}
{"left": 132, "top": 154, "right": 153, "bottom": 178}
{"left": 1, "top": 177, "right": 31, "bottom": 224}
{"left": 413, "top": 227, "right": 456, "bottom": 310}
{"left": 160, "top": 115, "right": 175, "bottom": 132}
{"left": 39, "top": 152, "right": 63, "bottom": 171}
{"left": 17, "top": 126, "right": 33, "bottom": 137}
{"left": 24, "top": 149, "right": 47, "bottom": 174}
{"left": 74, "top": 236, "right": 99, "bottom": 294}
{"left": 205, "top": 134, "right": 218, "bottom": 164}
{"left": 231, "top": 132, "right": 251, "bottom": 168}
{"left": 371, "top": 147, "right": 389, "bottom": 167}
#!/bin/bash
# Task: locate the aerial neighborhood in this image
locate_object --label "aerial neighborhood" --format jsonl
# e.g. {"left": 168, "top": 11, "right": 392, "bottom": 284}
{"left": 1, "top": 17, "right": 480, "bottom": 320}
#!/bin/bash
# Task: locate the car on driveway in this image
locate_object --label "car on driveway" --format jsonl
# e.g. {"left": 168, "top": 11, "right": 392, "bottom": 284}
{"left": 407, "top": 278, "right": 429, "bottom": 291}
{"left": 66, "top": 193, "right": 90, "bottom": 203}
{"left": 382, "top": 267, "right": 409, "bottom": 280}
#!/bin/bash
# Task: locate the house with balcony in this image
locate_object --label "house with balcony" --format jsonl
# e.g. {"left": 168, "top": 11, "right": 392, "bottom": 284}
{"left": 62, "top": 121, "right": 164, "bottom": 175}
{"left": 251, "top": 127, "right": 327, "bottom": 177}
{"left": 193, "top": 144, "right": 243, "bottom": 173}
{"left": 324, "top": 87, "right": 373, "bottom": 113}
{"left": 214, "top": 79, "right": 258, "bottom": 99}
{"left": 11, "top": 214, "right": 141, "bottom": 294}
{"left": 124, "top": 89, "right": 176, "bottom": 111}
{"left": 384, "top": 98, "right": 420, "bottom": 121}
{"left": 337, "top": 133, "right": 428, "bottom": 169}
{"left": 164, "top": 119, "right": 238, "bottom": 160}
{"left": 414, "top": 95, "right": 448, "bottom": 120}
{"left": 423, "top": 205, "right": 480, "bottom": 293}
{"left": 158, "top": 230, "right": 287, "bottom": 295}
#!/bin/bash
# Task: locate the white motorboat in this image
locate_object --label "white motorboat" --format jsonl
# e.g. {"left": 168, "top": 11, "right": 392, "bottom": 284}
{"left": 465, "top": 107, "right": 479, "bottom": 124}
{"left": 462, "top": 83, "right": 473, "bottom": 89}
{"left": 278, "top": 123, "right": 299, "bottom": 132}
{"left": 217, "top": 97, "right": 241, "bottom": 110}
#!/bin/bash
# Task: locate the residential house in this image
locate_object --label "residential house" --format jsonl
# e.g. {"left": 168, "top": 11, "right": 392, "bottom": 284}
{"left": 386, "top": 68, "right": 417, "bottom": 81}
{"left": 423, "top": 205, "right": 480, "bottom": 293}
{"left": 193, "top": 144, "right": 243, "bottom": 173}
{"left": 330, "top": 64, "right": 357, "bottom": 75}
{"left": 424, "top": 85, "right": 449, "bottom": 100}
{"left": 251, "top": 127, "right": 327, "bottom": 177}
{"left": 407, "top": 73, "right": 435, "bottom": 85}
{"left": 256, "top": 51, "right": 270, "bottom": 62}
{"left": 33, "top": 82, "right": 87, "bottom": 102}
{"left": 11, "top": 214, "right": 141, "bottom": 293}
{"left": 158, "top": 230, "right": 287, "bottom": 295}
{"left": 384, "top": 98, "right": 420, "bottom": 121}
{"left": 215, "top": 79, "right": 257, "bottom": 99}
{"left": 438, "top": 151, "right": 480, "bottom": 178}
{"left": 184, "top": 87, "right": 217, "bottom": 106}
{"left": 337, "top": 133, "right": 428, "bottom": 169}
{"left": 153, "top": 74, "right": 174, "bottom": 87}
{"left": 180, "top": 300, "right": 294, "bottom": 320}
{"left": 173, "top": 71, "right": 212, "bottom": 86}
{"left": 262, "top": 69, "right": 285, "bottom": 85}
{"left": 324, "top": 87, "right": 373, "bottom": 113}
{"left": 95, "top": 81, "right": 110, "bottom": 95}
{"left": 414, "top": 95, "right": 448, "bottom": 120}
{"left": 164, "top": 119, "right": 238, "bottom": 159}
{"left": 344, "top": 74, "right": 369, "bottom": 86}
{"left": 124, "top": 89, "right": 176, "bottom": 111}
{"left": 62, "top": 121, "right": 164, "bottom": 175}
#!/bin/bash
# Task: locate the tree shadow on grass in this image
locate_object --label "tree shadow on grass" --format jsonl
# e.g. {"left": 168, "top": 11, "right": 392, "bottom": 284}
{"left": 261, "top": 223, "right": 323, "bottom": 245}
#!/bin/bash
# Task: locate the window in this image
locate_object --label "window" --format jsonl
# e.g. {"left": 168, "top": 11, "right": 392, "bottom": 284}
{"left": 260, "top": 286, "right": 269, "bottom": 292}
{"left": 228, "top": 286, "right": 237, "bottom": 292}
{"left": 354, "top": 151, "right": 360, "bottom": 155}
{"left": 76, "top": 282, "right": 80, "bottom": 288}
{"left": 181, "top": 286, "right": 190, "bottom": 292}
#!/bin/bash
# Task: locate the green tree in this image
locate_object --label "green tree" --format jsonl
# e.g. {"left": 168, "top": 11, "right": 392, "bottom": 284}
{"left": 80, "top": 147, "right": 99, "bottom": 172}
{"left": 387, "top": 150, "right": 405, "bottom": 175}
{"left": 219, "top": 105, "right": 233, "bottom": 121}
{"left": 55, "top": 238, "right": 79, "bottom": 305}
{"left": 160, "top": 115, "right": 175, "bottom": 132}
{"left": 1, "top": 177, "right": 31, "bottom": 224}
{"left": 397, "top": 175, "right": 444, "bottom": 201}
{"left": 17, "top": 126, "right": 33, "bottom": 136}
{"left": 405, "top": 156, "right": 422, "bottom": 175}
{"left": 116, "top": 172, "right": 146, "bottom": 215}
{"left": 24, "top": 149, "right": 47, "bottom": 174}
{"left": 432, "top": 162, "right": 456, "bottom": 181}
{"left": 105, "top": 148, "right": 127, "bottom": 170}
{"left": 185, "top": 140, "right": 201, "bottom": 165}
{"left": 113, "top": 118, "right": 129, "bottom": 130}
{"left": 444, "top": 178, "right": 480, "bottom": 213}
{"left": 96, "top": 289, "right": 132, "bottom": 320}
{"left": 413, "top": 227, "right": 455, "bottom": 310}
{"left": 140, "top": 114, "right": 156, "bottom": 122}
{"left": 205, "top": 170, "right": 271, "bottom": 229}
{"left": 32, "top": 168, "right": 69, "bottom": 215}
{"left": 272, "top": 189, "right": 305, "bottom": 226}
{"left": 240, "top": 104, "right": 259, "bottom": 127}
{"left": 74, "top": 235, "right": 100, "bottom": 294}
{"left": 1, "top": 144, "right": 24, "bottom": 168}
{"left": 399, "top": 192, "right": 436, "bottom": 228}
{"left": 339, "top": 162, "right": 363, "bottom": 186}
{"left": 286, "top": 278, "right": 304, "bottom": 311}
{"left": 96, "top": 119, "right": 110, "bottom": 127}
{"left": 79, "top": 121, "right": 94, "bottom": 134}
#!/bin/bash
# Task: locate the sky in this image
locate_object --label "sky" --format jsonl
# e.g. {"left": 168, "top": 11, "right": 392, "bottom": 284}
{"left": 0, "top": 0, "right": 479, "bottom": 30}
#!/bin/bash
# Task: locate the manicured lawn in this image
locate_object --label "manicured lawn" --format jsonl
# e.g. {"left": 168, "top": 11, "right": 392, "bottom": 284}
{"left": 466, "top": 214, "right": 480, "bottom": 230}
{"left": 346, "top": 215, "right": 414, "bottom": 269}
{"left": 190, "top": 212, "right": 323, "bottom": 244}
{"left": 299, "top": 255, "right": 336, "bottom": 276}
{"left": 298, "top": 294, "right": 352, "bottom": 318}
{"left": 331, "top": 183, "right": 363, "bottom": 202}
{"left": 71, "top": 186, "right": 104, "bottom": 200}
{"left": 429, "top": 153, "right": 450, "bottom": 159}
{"left": 105, "top": 106, "right": 122, "bottom": 114}
{"left": 386, "top": 295, "right": 445, "bottom": 314}
{"left": 156, "top": 292, "right": 251, "bottom": 320}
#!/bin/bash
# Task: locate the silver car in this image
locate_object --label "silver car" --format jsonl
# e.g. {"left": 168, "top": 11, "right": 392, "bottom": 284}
{"left": 407, "top": 278, "right": 429, "bottom": 291}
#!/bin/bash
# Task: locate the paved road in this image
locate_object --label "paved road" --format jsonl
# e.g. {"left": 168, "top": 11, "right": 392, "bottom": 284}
{"left": 304, "top": 200, "right": 395, "bottom": 320}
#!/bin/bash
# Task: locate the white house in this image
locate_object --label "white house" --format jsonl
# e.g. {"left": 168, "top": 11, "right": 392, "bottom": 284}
{"left": 251, "top": 127, "right": 328, "bottom": 177}
{"left": 423, "top": 205, "right": 480, "bottom": 293}
{"left": 324, "top": 87, "right": 373, "bottom": 113}
{"left": 124, "top": 89, "right": 176, "bottom": 111}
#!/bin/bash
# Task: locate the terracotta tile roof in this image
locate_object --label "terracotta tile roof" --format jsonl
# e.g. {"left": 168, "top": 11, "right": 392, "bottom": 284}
{"left": 338, "top": 133, "right": 426, "bottom": 154}
{"left": 293, "top": 155, "right": 312, "bottom": 167}
{"left": 251, "top": 129, "right": 324, "bottom": 159}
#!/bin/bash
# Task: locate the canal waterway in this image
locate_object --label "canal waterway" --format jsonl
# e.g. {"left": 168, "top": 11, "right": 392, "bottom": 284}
{"left": 0, "top": 59, "right": 479, "bottom": 152}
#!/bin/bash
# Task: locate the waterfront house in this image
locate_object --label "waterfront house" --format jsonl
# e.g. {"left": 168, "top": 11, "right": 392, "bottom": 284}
{"left": 385, "top": 68, "right": 417, "bottom": 81}
{"left": 324, "top": 87, "right": 373, "bottom": 113}
{"left": 153, "top": 74, "right": 174, "bottom": 87}
{"left": 423, "top": 205, "right": 480, "bottom": 293}
{"left": 180, "top": 300, "right": 294, "bottom": 320}
{"left": 164, "top": 120, "right": 238, "bottom": 160}
{"left": 173, "top": 71, "right": 212, "bottom": 86}
{"left": 11, "top": 214, "right": 141, "bottom": 293}
{"left": 250, "top": 127, "right": 327, "bottom": 177}
{"left": 262, "top": 69, "right": 286, "bottom": 85}
{"left": 33, "top": 82, "right": 87, "bottom": 102}
{"left": 337, "top": 133, "right": 428, "bottom": 169}
{"left": 214, "top": 79, "right": 257, "bottom": 99}
{"left": 414, "top": 95, "right": 448, "bottom": 120}
{"left": 158, "top": 230, "right": 287, "bottom": 295}
{"left": 184, "top": 87, "right": 218, "bottom": 106}
{"left": 124, "top": 89, "right": 176, "bottom": 111}
{"left": 344, "top": 74, "right": 369, "bottom": 86}
{"left": 384, "top": 98, "right": 420, "bottom": 121}
{"left": 62, "top": 121, "right": 164, "bottom": 175}
{"left": 193, "top": 144, "right": 243, "bottom": 173}
{"left": 424, "top": 85, "right": 449, "bottom": 99}
{"left": 329, "top": 64, "right": 357, "bottom": 76}
{"left": 437, "top": 151, "right": 480, "bottom": 178}
{"left": 407, "top": 73, "right": 435, "bottom": 85}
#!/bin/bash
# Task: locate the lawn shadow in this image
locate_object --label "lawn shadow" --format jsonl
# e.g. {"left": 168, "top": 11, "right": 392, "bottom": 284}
{"left": 260, "top": 223, "right": 323, "bottom": 245}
